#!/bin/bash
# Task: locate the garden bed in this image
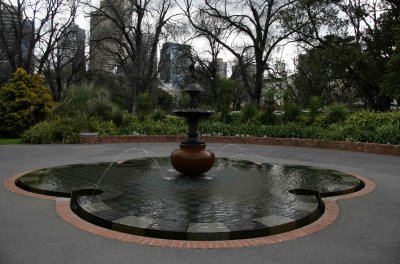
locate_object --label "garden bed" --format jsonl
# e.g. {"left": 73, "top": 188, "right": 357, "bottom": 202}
{"left": 80, "top": 133, "right": 400, "bottom": 156}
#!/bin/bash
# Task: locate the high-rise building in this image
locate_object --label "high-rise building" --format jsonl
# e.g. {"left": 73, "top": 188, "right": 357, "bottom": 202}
{"left": 216, "top": 58, "right": 227, "bottom": 79}
{"left": 89, "top": 0, "right": 131, "bottom": 73}
{"left": 0, "top": 3, "right": 34, "bottom": 82}
{"left": 159, "top": 42, "right": 192, "bottom": 88}
{"left": 0, "top": 3, "right": 16, "bottom": 81}
{"left": 57, "top": 23, "right": 85, "bottom": 69}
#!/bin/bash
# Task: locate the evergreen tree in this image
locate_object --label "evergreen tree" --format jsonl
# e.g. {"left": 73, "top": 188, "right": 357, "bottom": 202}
{"left": 0, "top": 68, "right": 53, "bottom": 136}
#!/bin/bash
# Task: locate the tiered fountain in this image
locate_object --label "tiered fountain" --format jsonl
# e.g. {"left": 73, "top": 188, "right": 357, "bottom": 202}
{"left": 170, "top": 64, "right": 215, "bottom": 176}
{"left": 13, "top": 62, "right": 365, "bottom": 241}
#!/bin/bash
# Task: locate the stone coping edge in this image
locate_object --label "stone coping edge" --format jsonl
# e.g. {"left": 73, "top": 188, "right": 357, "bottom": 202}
{"left": 80, "top": 134, "right": 400, "bottom": 156}
{"left": 3, "top": 172, "right": 375, "bottom": 249}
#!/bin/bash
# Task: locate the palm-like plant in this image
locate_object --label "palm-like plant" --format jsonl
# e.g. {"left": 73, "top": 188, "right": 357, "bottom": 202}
{"left": 53, "top": 82, "right": 116, "bottom": 130}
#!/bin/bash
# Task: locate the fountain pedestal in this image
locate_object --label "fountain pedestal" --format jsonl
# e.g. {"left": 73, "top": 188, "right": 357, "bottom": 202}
{"left": 171, "top": 144, "right": 215, "bottom": 176}
{"left": 170, "top": 68, "right": 215, "bottom": 176}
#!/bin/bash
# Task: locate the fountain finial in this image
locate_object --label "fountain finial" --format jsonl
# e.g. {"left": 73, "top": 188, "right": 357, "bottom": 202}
{"left": 189, "top": 59, "right": 196, "bottom": 80}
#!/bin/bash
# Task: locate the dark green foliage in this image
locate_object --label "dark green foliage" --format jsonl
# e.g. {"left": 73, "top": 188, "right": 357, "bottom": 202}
{"left": 261, "top": 89, "right": 276, "bottom": 125}
{"left": 381, "top": 26, "right": 400, "bottom": 99}
{"left": 259, "top": 111, "right": 275, "bottom": 125}
{"left": 23, "top": 107, "right": 400, "bottom": 145}
{"left": 227, "top": 111, "right": 243, "bottom": 125}
{"left": 241, "top": 104, "right": 258, "bottom": 123}
{"left": 375, "top": 124, "right": 400, "bottom": 144}
{"left": 22, "top": 119, "right": 80, "bottom": 144}
{"left": 0, "top": 138, "right": 22, "bottom": 144}
{"left": 89, "top": 120, "right": 119, "bottom": 136}
{"left": 325, "top": 103, "right": 348, "bottom": 124}
{"left": 52, "top": 81, "right": 117, "bottom": 129}
{"left": 309, "top": 96, "right": 321, "bottom": 122}
{"left": 284, "top": 103, "right": 301, "bottom": 122}
{"left": 136, "top": 92, "right": 154, "bottom": 120}
{"left": 23, "top": 81, "right": 128, "bottom": 143}
{"left": 282, "top": 89, "right": 300, "bottom": 122}
{"left": 156, "top": 88, "right": 174, "bottom": 112}
{"left": 345, "top": 111, "right": 400, "bottom": 130}
{"left": 121, "top": 117, "right": 186, "bottom": 136}
{"left": 150, "top": 108, "right": 167, "bottom": 121}
{"left": 199, "top": 121, "right": 322, "bottom": 139}
{"left": 0, "top": 68, "right": 54, "bottom": 136}
{"left": 217, "top": 79, "right": 235, "bottom": 123}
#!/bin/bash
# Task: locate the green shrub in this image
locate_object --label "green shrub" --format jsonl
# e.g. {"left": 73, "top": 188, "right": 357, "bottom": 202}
{"left": 89, "top": 120, "right": 119, "bottom": 136}
{"left": 284, "top": 103, "right": 301, "bottom": 122}
{"left": 59, "top": 122, "right": 80, "bottom": 144}
{"left": 217, "top": 78, "right": 235, "bottom": 123}
{"left": 325, "top": 103, "right": 348, "bottom": 124}
{"left": 22, "top": 121, "right": 57, "bottom": 144}
{"left": 122, "top": 119, "right": 186, "bottom": 135}
{"left": 0, "top": 68, "right": 53, "bottom": 136}
{"left": 150, "top": 108, "right": 166, "bottom": 121}
{"left": 22, "top": 119, "right": 81, "bottom": 144}
{"left": 136, "top": 91, "right": 154, "bottom": 120}
{"left": 309, "top": 96, "right": 321, "bottom": 122}
{"left": 241, "top": 104, "right": 258, "bottom": 123}
{"left": 345, "top": 111, "right": 400, "bottom": 130}
{"left": 259, "top": 110, "right": 276, "bottom": 125}
{"left": 109, "top": 106, "right": 126, "bottom": 127}
{"left": 156, "top": 87, "right": 174, "bottom": 112}
{"left": 228, "top": 111, "right": 242, "bottom": 124}
{"left": 53, "top": 81, "right": 116, "bottom": 130}
{"left": 320, "top": 124, "right": 346, "bottom": 141}
{"left": 375, "top": 124, "right": 400, "bottom": 144}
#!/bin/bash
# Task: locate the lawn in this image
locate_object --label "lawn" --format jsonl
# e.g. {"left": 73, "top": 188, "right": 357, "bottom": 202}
{"left": 0, "top": 138, "right": 23, "bottom": 145}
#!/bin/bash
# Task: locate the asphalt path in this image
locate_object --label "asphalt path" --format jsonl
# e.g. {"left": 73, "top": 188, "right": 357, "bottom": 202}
{"left": 1, "top": 143, "right": 399, "bottom": 264}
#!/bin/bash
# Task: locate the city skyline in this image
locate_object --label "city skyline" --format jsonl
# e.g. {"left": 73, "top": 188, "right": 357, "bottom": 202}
{"left": 73, "top": 1, "right": 295, "bottom": 72}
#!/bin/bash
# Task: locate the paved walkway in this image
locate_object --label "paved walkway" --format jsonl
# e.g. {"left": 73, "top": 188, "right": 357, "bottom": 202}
{"left": 1, "top": 143, "right": 399, "bottom": 264}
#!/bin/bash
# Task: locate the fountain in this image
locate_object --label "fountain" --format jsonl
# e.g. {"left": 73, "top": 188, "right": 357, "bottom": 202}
{"left": 170, "top": 63, "right": 215, "bottom": 176}
{"left": 12, "top": 64, "right": 366, "bottom": 242}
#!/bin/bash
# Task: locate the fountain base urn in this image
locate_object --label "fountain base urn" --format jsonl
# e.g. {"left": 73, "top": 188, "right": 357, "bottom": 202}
{"left": 171, "top": 144, "right": 215, "bottom": 176}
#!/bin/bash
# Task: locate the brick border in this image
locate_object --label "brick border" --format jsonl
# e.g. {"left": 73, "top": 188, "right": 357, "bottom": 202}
{"left": 3, "top": 171, "right": 376, "bottom": 249}
{"left": 80, "top": 134, "right": 400, "bottom": 156}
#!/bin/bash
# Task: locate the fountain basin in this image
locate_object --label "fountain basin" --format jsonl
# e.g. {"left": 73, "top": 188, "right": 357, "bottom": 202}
{"left": 173, "top": 109, "right": 213, "bottom": 119}
{"left": 15, "top": 157, "right": 364, "bottom": 240}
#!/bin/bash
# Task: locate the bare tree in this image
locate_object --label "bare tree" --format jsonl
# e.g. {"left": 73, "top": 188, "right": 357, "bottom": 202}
{"left": 181, "top": 0, "right": 310, "bottom": 106}
{"left": 86, "top": 0, "right": 180, "bottom": 112}
{"left": 0, "top": 0, "right": 82, "bottom": 79}
{"left": 185, "top": 12, "right": 232, "bottom": 108}
{"left": 42, "top": 23, "right": 89, "bottom": 101}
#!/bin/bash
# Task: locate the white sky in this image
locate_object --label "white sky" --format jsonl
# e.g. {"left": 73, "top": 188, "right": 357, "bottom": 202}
{"left": 75, "top": 0, "right": 297, "bottom": 73}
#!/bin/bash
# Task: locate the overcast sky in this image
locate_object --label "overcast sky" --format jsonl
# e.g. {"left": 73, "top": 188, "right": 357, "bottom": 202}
{"left": 74, "top": 0, "right": 297, "bottom": 73}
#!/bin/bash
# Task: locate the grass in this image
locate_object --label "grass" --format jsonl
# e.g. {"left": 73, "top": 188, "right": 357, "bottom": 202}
{"left": 0, "top": 138, "right": 23, "bottom": 145}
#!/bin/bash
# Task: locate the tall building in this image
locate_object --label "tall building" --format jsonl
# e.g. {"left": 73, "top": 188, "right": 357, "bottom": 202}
{"left": 216, "top": 58, "right": 227, "bottom": 79}
{"left": 0, "top": 3, "right": 34, "bottom": 82}
{"left": 159, "top": 42, "right": 192, "bottom": 88}
{"left": 89, "top": 0, "right": 131, "bottom": 73}
{"left": 57, "top": 23, "right": 85, "bottom": 69}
